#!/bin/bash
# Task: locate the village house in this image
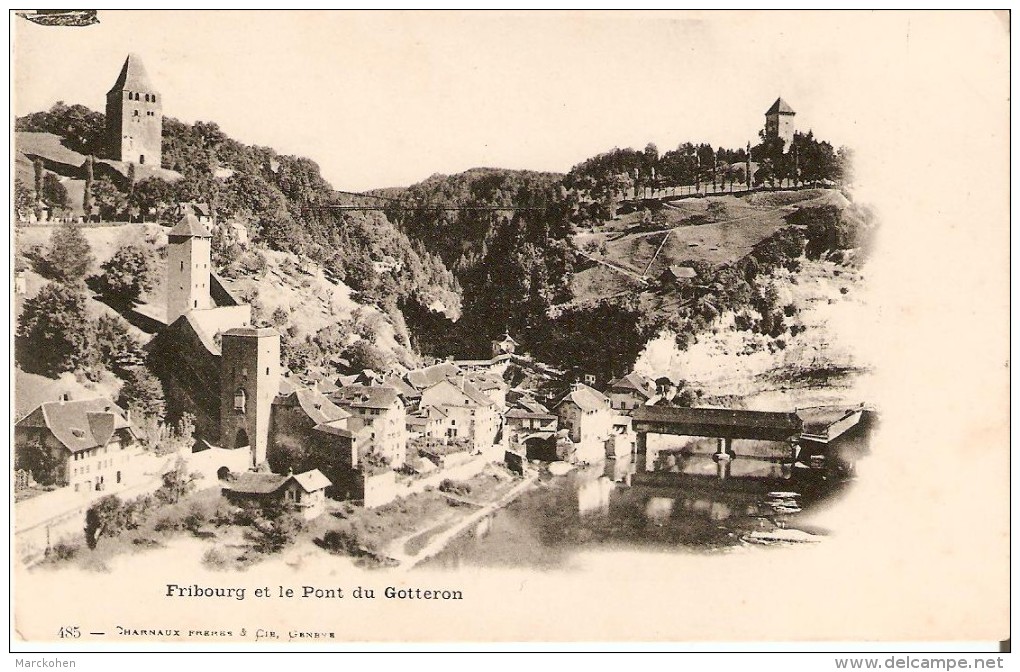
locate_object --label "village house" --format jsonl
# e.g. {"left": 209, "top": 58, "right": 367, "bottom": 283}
{"left": 268, "top": 383, "right": 351, "bottom": 473}
{"left": 554, "top": 383, "right": 614, "bottom": 463}
{"left": 490, "top": 332, "right": 518, "bottom": 358}
{"left": 172, "top": 201, "right": 213, "bottom": 223}
{"left": 222, "top": 468, "right": 332, "bottom": 520}
{"left": 607, "top": 414, "right": 637, "bottom": 459}
{"left": 406, "top": 405, "right": 454, "bottom": 441}
{"left": 505, "top": 396, "right": 559, "bottom": 461}
{"left": 404, "top": 361, "right": 462, "bottom": 393}
{"left": 330, "top": 385, "right": 407, "bottom": 469}
{"left": 15, "top": 396, "right": 139, "bottom": 493}
{"left": 466, "top": 370, "right": 509, "bottom": 410}
{"left": 605, "top": 372, "right": 657, "bottom": 412}
{"left": 418, "top": 377, "right": 500, "bottom": 451}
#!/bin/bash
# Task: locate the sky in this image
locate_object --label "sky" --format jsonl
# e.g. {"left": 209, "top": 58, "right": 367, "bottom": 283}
{"left": 12, "top": 10, "right": 1008, "bottom": 194}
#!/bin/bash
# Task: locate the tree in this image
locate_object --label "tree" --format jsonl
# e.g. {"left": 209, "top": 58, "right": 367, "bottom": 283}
{"left": 83, "top": 156, "right": 94, "bottom": 216}
{"left": 156, "top": 457, "right": 198, "bottom": 505}
{"left": 16, "top": 440, "right": 65, "bottom": 486}
{"left": 16, "top": 101, "right": 106, "bottom": 155}
{"left": 90, "top": 177, "right": 126, "bottom": 221}
{"left": 344, "top": 339, "right": 392, "bottom": 372}
{"left": 94, "top": 314, "right": 145, "bottom": 374}
{"left": 98, "top": 243, "right": 158, "bottom": 306}
{"left": 41, "top": 173, "right": 68, "bottom": 211}
{"left": 85, "top": 496, "right": 126, "bottom": 549}
{"left": 32, "top": 159, "right": 43, "bottom": 219}
{"left": 40, "top": 220, "right": 94, "bottom": 282}
{"left": 118, "top": 366, "right": 166, "bottom": 423}
{"left": 16, "top": 283, "right": 96, "bottom": 375}
{"left": 129, "top": 177, "right": 174, "bottom": 222}
{"left": 14, "top": 179, "right": 33, "bottom": 220}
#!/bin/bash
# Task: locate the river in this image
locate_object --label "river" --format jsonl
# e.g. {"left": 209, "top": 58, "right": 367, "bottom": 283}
{"left": 420, "top": 454, "right": 847, "bottom": 570}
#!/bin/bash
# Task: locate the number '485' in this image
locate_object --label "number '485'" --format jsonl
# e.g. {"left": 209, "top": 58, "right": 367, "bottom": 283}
{"left": 58, "top": 626, "right": 80, "bottom": 638}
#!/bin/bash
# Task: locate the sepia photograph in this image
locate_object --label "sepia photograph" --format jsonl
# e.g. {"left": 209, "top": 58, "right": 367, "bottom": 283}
{"left": 7, "top": 9, "right": 1010, "bottom": 657}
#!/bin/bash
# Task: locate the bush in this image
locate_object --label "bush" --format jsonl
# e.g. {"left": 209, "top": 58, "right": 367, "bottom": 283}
{"left": 46, "top": 541, "right": 79, "bottom": 561}
{"left": 321, "top": 528, "right": 365, "bottom": 556}
{"left": 201, "top": 546, "right": 233, "bottom": 571}
{"left": 439, "top": 479, "right": 472, "bottom": 497}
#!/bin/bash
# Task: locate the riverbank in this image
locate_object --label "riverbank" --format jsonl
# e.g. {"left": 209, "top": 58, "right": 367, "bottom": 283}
{"left": 384, "top": 471, "right": 539, "bottom": 569}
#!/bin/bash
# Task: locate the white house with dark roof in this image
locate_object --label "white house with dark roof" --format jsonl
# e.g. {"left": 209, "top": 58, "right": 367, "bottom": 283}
{"left": 330, "top": 385, "right": 407, "bottom": 468}
{"left": 15, "top": 397, "right": 139, "bottom": 493}
{"left": 419, "top": 377, "right": 500, "bottom": 451}
{"left": 606, "top": 372, "right": 657, "bottom": 412}
{"left": 554, "top": 383, "right": 614, "bottom": 462}
{"left": 222, "top": 468, "right": 332, "bottom": 519}
{"left": 404, "top": 361, "right": 462, "bottom": 392}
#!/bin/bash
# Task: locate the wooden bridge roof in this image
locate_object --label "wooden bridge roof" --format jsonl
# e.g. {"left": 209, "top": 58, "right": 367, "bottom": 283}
{"left": 632, "top": 406, "right": 802, "bottom": 441}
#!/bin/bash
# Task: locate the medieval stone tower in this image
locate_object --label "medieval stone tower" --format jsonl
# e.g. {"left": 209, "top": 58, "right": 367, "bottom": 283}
{"left": 106, "top": 53, "right": 163, "bottom": 167}
{"left": 765, "top": 97, "right": 796, "bottom": 148}
{"left": 220, "top": 328, "right": 282, "bottom": 468}
{"left": 166, "top": 213, "right": 213, "bottom": 324}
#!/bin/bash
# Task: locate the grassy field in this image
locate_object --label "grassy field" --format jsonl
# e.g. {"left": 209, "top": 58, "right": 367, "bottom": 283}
{"left": 569, "top": 189, "right": 841, "bottom": 306}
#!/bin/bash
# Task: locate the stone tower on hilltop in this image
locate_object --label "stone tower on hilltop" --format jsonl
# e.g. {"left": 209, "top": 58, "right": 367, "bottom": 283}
{"left": 166, "top": 213, "right": 213, "bottom": 324}
{"left": 106, "top": 53, "right": 163, "bottom": 167}
{"left": 765, "top": 97, "right": 796, "bottom": 148}
{"left": 220, "top": 328, "right": 282, "bottom": 468}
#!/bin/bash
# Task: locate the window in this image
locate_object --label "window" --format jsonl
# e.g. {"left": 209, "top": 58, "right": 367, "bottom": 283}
{"left": 180, "top": 261, "right": 184, "bottom": 271}
{"left": 139, "top": 155, "right": 145, "bottom": 165}
{"left": 234, "top": 389, "right": 246, "bottom": 412}
{"left": 133, "top": 110, "right": 139, "bottom": 117}
{"left": 266, "top": 367, "right": 270, "bottom": 376}
{"left": 152, "top": 94, "right": 156, "bottom": 103}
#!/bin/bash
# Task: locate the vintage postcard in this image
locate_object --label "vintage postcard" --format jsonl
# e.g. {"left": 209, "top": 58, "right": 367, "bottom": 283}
{"left": 8, "top": 10, "right": 1010, "bottom": 649}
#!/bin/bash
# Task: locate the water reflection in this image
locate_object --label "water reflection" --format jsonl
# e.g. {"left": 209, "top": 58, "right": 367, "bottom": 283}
{"left": 420, "top": 457, "right": 842, "bottom": 571}
{"left": 577, "top": 476, "right": 614, "bottom": 516}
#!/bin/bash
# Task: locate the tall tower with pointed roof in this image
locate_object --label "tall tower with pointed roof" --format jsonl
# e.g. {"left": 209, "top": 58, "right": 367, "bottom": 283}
{"left": 167, "top": 213, "right": 213, "bottom": 324}
{"left": 764, "top": 97, "right": 796, "bottom": 147}
{"left": 105, "top": 53, "right": 162, "bottom": 167}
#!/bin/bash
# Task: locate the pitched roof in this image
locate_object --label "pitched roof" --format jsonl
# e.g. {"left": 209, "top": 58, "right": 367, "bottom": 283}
{"left": 494, "top": 333, "right": 519, "bottom": 345}
{"left": 426, "top": 377, "right": 495, "bottom": 407}
{"left": 313, "top": 421, "right": 354, "bottom": 439}
{"left": 515, "top": 396, "right": 551, "bottom": 415}
{"left": 632, "top": 406, "right": 802, "bottom": 432}
{"left": 107, "top": 53, "right": 156, "bottom": 94}
{"left": 506, "top": 408, "right": 557, "bottom": 421}
{"left": 168, "top": 213, "right": 211, "bottom": 239}
{"left": 288, "top": 469, "right": 332, "bottom": 493}
{"left": 332, "top": 385, "right": 401, "bottom": 410}
{"left": 382, "top": 374, "right": 419, "bottom": 399}
{"left": 405, "top": 362, "right": 461, "bottom": 390}
{"left": 607, "top": 372, "right": 656, "bottom": 397}
{"left": 17, "top": 397, "right": 134, "bottom": 453}
{"left": 766, "top": 97, "right": 796, "bottom": 115}
{"left": 555, "top": 384, "right": 610, "bottom": 413}
{"left": 274, "top": 387, "right": 350, "bottom": 425}
{"left": 224, "top": 472, "right": 287, "bottom": 495}
{"left": 468, "top": 372, "right": 506, "bottom": 392}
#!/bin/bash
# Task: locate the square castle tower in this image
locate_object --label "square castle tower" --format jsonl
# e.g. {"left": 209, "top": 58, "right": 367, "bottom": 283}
{"left": 106, "top": 53, "right": 163, "bottom": 167}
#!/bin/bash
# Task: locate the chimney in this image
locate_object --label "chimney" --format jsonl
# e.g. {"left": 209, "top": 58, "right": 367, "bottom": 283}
{"left": 59, "top": 392, "right": 71, "bottom": 403}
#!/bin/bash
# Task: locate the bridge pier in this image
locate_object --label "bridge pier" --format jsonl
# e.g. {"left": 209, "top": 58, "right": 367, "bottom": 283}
{"left": 635, "top": 432, "right": 649, "bottom": 472}
{"left": 713, "top": 437, "right": 734, "bottom": 481}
